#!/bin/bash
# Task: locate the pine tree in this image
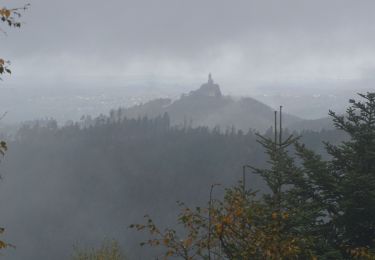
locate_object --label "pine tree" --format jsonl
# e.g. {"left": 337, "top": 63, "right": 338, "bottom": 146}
{"left": 328, "top": 93, "right": 375, "bottom": 249}
{"left": 294, "top": 92, "right": 375, "bottom": 258}
{"left": 250, "top": 109, "right": 322, "bottom": 258}
{"left": 132, "top": 109, "right": 319, "bottom": 259}
{"left": 132, "top": 94, "right": 375, "bottom": 259}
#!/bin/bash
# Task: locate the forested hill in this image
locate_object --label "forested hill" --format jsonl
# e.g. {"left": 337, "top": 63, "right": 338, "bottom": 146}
{"left": 112, "top": 76, "right": 333, "bottom": 132}
{"left": 0, "top": 115, "right": 345, "bottom": 259}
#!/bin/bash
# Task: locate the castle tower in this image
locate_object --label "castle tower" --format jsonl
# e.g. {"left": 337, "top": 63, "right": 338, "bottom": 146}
{"left": 187, "top": 73, "right": 222, "bottom": 98}
{"left": 208, "top": 73, "right": 214, "bottom": 84}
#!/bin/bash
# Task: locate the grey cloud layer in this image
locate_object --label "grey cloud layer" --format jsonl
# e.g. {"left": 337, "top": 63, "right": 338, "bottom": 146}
{"left": 2, "top": 0, "right": 375, "bottom": 86}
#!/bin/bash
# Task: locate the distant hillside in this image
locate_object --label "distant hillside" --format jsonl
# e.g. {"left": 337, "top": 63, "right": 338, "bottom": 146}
{"left": 113, "top": 75, "right": 334, "bottom": 132}
{"left": 287, "top": 116, "right": 334, "bottom": 131}
{"left": 113, "top": 75, "right": 310, "bottom": 132}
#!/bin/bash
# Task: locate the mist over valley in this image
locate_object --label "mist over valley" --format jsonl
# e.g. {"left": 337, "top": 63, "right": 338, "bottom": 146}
{"left": 1, "top": 0, "right": 375, "bottom": 259}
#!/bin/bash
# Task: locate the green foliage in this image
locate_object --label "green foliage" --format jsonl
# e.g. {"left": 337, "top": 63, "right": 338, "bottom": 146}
{"left": 132, "top": 126, "right": 319, "bottom": 259}
{"left": 0, "top": 112, "right": 346, "bottom": 258}
{"left": 282, "top": 92, "right": 375, "bottom": 258}
{"left": 327, "top": 93, "right": 375, "bottom": 247}
{"left": 72, "top": 240, "right": 126, "bottom": 260}
{"left": 132, "top": 186, "right": 316, "bottom": 259}
{"left": 133, "top": 93, "right": 375, "bottom": 259}
{"left": 254, "top": 93, "right": 375, "bottom": 258}
{"left": 252, "top": 134, "right": 326, "bottom": 258}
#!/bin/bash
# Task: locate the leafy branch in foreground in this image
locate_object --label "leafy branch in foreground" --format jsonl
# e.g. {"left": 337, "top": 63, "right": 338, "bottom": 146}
{"left": 0, "top": 227, "right": 15, "bottom": 250}
{"left": 131, "top": 186, "right": 315, "bottom": 260}
{"left": 0, "top": 3, "right": 28, "bottom": 252}
{"left": 131, "top": 111, "right": 317, "bottom": 259}
{"left": 132, "top": 94, "right": 375, "bottom": 259}
{"left": 0, "top": 4, "right": 29, "bottom": 79}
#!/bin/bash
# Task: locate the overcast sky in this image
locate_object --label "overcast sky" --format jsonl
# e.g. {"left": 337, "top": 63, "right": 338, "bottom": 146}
{"left": 2, "top": 0, "right": 375, "bottom": 93}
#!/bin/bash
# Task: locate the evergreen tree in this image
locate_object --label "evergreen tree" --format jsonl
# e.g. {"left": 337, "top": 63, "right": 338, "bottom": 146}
{"left": 250, "top": 112, "right": 323, "bottom": 258}
{"left": 294, "top": 92, "right": 375, "bottom": 258}
{"left": 132, "top": 111, "right": 320, "bottom": 259}
{"left": 328, "top": 93, "right": 375, "bottom": 251}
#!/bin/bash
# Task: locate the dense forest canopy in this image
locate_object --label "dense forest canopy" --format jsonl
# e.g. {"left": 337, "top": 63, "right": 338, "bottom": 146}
{"left": 133, "top": 93, "right": 375, "bottom": 259}
{"left": 0, "top": 110, "right": 346, "bottom": 259}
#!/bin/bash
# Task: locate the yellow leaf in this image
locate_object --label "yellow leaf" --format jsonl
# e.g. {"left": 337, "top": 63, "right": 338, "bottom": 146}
{"left": 4, "top": 9, "right": 10, "bottom": 18}
{"left": 163, "top": 238, "right": 169, "bottom": 245}
{"left": 215, "top": 223, "right": 223, "bottom": 234}
{"left": 0, "top": 240, "right": 7, "bottom": 249}
{"left": 183, "top": 237, "right": 193, "bottom": 248}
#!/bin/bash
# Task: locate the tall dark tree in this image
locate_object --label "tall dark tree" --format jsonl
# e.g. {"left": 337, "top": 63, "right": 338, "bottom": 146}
{"left": 294, "top": 92, "right": 375, "bottom": 258}
{"left": 132, "top": 110, "right": 322, "bottom": 259}
{"left": 250, "top": 111, "right": 326, "bottom": 259}
{"left": 329, "top": 93, "right": 375, "bottom": 249}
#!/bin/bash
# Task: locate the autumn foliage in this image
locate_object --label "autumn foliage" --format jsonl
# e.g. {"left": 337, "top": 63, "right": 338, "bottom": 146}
{"left": 0, "top": 4, "right": 29, "bottom": 78}
{"left": 132, "top": 187, "right": 317, "bottom": 259}
{"left": 132, "top": 124, "right": 317, "bottom": 259}
{"left": 0, "top": 3, "right": 28, "bottom": 252}
{"left": 133, "top": 94, "right": 375, "bottom": 259}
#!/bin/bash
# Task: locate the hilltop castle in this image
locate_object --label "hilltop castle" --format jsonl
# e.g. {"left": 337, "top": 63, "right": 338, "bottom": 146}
{"left": 189, "top": 73, "right": 222, "bottom": 98}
